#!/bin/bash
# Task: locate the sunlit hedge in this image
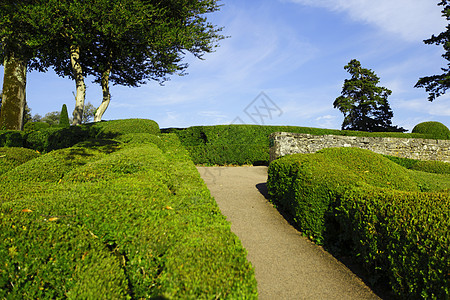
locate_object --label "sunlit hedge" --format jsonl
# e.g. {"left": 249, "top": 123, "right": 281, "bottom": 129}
{"left": 267, "top": 147, "right": 449, "bottom": 298}
{"left": 0, "top": 122, "right": 257, "bottom": 298}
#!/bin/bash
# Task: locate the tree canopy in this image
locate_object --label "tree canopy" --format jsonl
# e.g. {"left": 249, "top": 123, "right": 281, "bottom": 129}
{"left": 415, "top": 0, "right": 450, "bottom": 101}
{"left": 1, "top": 0, "right": 224, "bottom": 126}
{"left": 334, "top": 59, "right": 405, "bottom": 132}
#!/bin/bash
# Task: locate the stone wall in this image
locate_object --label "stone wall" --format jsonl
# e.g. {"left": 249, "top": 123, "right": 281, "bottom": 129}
{"left": 269, "top": 132, "right": 450, "bottom": 163}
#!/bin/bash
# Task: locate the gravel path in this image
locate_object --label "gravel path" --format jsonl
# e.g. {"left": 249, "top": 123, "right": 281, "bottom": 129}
{"left": 197, "top": 166, "right": 381, "bottom": 300}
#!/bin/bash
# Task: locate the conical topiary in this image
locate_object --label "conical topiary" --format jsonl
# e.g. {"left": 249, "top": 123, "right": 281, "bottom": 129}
{"left": 59, "top": 104, "right": 70, "bottom": 127}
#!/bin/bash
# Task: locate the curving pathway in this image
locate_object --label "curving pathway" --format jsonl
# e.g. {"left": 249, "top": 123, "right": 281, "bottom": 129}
{"left": 197, "top": 166, "right": 381, "bottom": 300}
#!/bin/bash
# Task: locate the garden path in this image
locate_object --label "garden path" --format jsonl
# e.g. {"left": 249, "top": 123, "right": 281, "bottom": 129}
{"left": 197, "top": 166, "right": 381, "bottom": 300}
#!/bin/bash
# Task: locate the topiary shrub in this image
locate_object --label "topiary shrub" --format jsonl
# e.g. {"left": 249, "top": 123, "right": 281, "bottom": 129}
{"left": 59, "top": 104, "right": 70, "bottom": 127}
{"left": 412, "top": 121, "right": 450, "bottom": 139}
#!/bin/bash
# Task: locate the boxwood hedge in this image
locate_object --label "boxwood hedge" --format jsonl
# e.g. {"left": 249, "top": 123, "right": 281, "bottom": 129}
{"left": 0, "top": 123, "right": 257, "bottom": 298}
{"left": 163, "top": 125, "right": 432, "bottom": 165}
{"left": 267, "top": 147, "right": 449, "bottom": 299}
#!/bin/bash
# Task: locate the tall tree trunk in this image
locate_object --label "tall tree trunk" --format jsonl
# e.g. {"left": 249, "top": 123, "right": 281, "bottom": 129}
{"left": 0, "top": 54, "right": 27, "bottom": 130}
{"left": 94, "top": 68, "right": 111, "bottom": 122}
{"left": 70, "top": 45, "right": 86, "bottom": 125}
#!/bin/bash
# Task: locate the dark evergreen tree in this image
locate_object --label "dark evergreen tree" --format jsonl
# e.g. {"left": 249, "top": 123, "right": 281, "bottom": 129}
{"left": 415, "top": 0, "right": 450, "bottom": 101}
{"left": 59, "top": 104, "right": 70, "bottom": 127}
{"left": 334, "top": 59, "right": 405, "bottom": 132}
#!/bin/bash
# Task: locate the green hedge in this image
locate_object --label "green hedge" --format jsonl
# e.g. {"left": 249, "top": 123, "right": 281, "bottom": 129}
{"left": 0, "top": 127, "right": 257, "bottom": 298}
{"left": 0, "top": 119, "right": 160, "bottom": 153}
{"left": 0, "top": 147, "right": 40, "bottom": 176}
{"left": 412, "top": 121, "right": 450, "bottom": 140}
{"left": 163, "top": 125, "right": 432, "bottom": 165}
{"left": 267, "top": 147, "right": 449, "bottom": 298}
{"left": 337, "top": 186, "right": 448, "bottom": 299}
{"left": 385, "top": 155, "right": 450, "bottom": 175}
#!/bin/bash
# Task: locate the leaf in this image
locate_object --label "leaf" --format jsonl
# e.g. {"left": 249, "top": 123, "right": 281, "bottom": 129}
{"left": 164, "top": 206, "right": 173, "bottom": 210}
{"left": 22, "top": 208, "right": 33, "bottom": 212}
{"left": 48, "top": 217, "right": 58, "bottom": 222}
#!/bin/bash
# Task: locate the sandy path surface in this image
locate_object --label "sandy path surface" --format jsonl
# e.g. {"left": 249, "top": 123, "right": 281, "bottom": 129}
{"left": 197, "top": 166, "right": 380, "bottom": 300}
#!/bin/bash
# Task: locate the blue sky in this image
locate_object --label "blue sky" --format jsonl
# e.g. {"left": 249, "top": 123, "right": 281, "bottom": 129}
{"left": 1, "top": 0, "right": 449, "bottom": 131}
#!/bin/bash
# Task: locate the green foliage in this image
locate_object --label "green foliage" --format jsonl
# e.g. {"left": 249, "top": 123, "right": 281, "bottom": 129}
{"left": 267, "top": 148, "right": 449, "bottom": 298}
{"left": 0, "top": 130, "right": 27, "bottom": 147}
{"left": 59, "top": 104, "right": 70, "bottom": 127}
{"left": 412, "top": 121, "right": 450, "bottom": 139}
{"left": 0, "top": 147, "right": 40, "bottom": 175}
{"left": 163, "top": 124, "right": 428, "bottom": 165}
{"left": 23, "top": 121, "right": 50, "bottom": 131}
{"left": 336, "top": 187, "right": 448, "bottom": 299}
{"left": 334, "top": 59, "right": 405, "bottom": 132}
{"left": 410, "top": 160, "right": 450, "bottom": 174}
{"left": 94, "top": 119, "right": 160, "bottom": 138}
{"left": 385, "top": 154, "right": 450, "bottom": 175}
{"left": 0, "top": 121, "right": 257, "bottom": 298}
{"left": 415, "top": 1, "right": 450, "bottom": 101}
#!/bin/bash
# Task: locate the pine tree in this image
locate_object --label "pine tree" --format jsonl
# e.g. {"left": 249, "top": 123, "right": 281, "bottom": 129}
{"left": 415, "top": 0, "right": 450, "bottom": 101}
{"left": 334, "top": 59, "right": 405, "bottom": 132}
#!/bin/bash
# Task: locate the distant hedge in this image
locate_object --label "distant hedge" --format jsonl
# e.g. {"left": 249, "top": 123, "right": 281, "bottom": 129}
{"left": 267, "top": 148, "right": 449, "bottom": 299}
{"left": 0, "top": 119, "right": 160, "bottom": 153}
{"left": 163, "top": 125, "right": 432, "bottom": 165}
{"left": 0, "top": 127, "right": 257, "bottom": 297}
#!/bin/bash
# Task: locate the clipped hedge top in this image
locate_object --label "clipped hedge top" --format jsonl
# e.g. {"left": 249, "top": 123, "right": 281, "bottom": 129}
{"left": 412, "top": 121, "right": 450, "bottom": 140}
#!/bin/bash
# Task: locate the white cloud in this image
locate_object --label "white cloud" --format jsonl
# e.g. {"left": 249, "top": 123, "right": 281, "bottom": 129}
{"left": 285, "top": 0, "right": 446, "bottom": 42}
{"left": 315, "top": 114, "right": 339, "bottom": 128}
{"left": 396, "top": 97, "right": 450, "bottom": 117}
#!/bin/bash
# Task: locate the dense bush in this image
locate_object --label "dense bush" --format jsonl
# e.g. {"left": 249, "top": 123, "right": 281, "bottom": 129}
{"left": 163, "top": 125, "right": 430, "bottom": 165}
{"left": 23, "top": 121, "right": 50, "bottom": 131}
{"left": 94, "top": 118, "right": 160, "bottom": 138}
{"left": 267, "top": 148, "right": 449, "bottom": 298}
{"left": 0, "top": 147, "right": 40, "bottom": 175}
{"left": 385, "top": 155, "right": 450, "bottom": 175}
{"left": 0, "top": 126, "right": 257, "bottom": 298}
{"left": 412, "top": 121, "right": 450, "bottom": 140}
{"left": 0, "top": 130, "right": 27, "bottom": 147}
{"left": 0, "top": 119, "right": 160, "bottom": 153}
{"left": 337, "top": 186, "right": 448, "bottom": 299}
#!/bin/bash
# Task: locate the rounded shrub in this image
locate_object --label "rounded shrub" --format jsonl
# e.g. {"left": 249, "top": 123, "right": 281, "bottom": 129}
{"left": 412, "top": 121, "right": 450, "bottom": 140}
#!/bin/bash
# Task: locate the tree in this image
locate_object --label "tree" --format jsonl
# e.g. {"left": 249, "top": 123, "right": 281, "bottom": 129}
{"left": 415, "top": 1, "right": 450, "bottom": 101}
{"left": 0, "top": 0, "right": 49, "bottom": 130}
{"left": 334, "top": 59, "right": 405, "bottom": 132}
{"left": 82, "top": 102, "right": 96, "bottom": 124}
{"left": 35, "top": 0, "right": 223, "bottom": 124}
{"left": 41, "top": 111, "right": 61, "bottom": 126}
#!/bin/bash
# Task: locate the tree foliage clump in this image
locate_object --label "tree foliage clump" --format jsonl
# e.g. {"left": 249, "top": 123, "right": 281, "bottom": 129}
{"left": 1, "top": 0, "right": 224, "bottom": 127}
{"left": 334, "top": 59, "right": 405, "bottom": 132}
{"left": 415, "top": 0, "right": 450, "bottom": 101}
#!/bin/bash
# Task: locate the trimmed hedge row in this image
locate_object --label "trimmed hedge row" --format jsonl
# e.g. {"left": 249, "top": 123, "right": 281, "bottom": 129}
{"left": 337, "top": 186, "right": 449, "bottom": 299}
{"left": 162, "top": 125, "right": 434, "bottom": 165}
{"left": 385, "top": 155, "right": 450, "bottom": 175}
{"left": 267, "top": 148, "right": 449, "bottom": 298}
{"left": 0, "top": 129, "right": 257, "bottom": 298}
{"left": 0, "top": 118, "right": 160, "bottom": 153}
